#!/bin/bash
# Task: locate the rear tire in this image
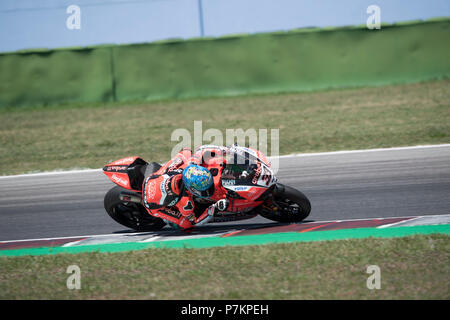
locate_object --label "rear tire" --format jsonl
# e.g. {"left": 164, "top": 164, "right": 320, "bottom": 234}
{"left": 259, "top": 184, "right": 311, "bottom": 223}
{"left": 104, "top": 186, "right": 166, "bottom": 231}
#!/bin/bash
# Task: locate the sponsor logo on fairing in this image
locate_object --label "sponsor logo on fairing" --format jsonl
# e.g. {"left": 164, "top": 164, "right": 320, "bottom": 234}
{"left": 252, "top": 162, "right": 273, "bottom": 186}
{"left": 252, "top": 162, "right": 262, "bottom": 185}
{"left": 111, "top": 174, "right": 129, "bottom": 187}
{"left": 222, "top": 179, "right": 235, "bottom": 186}
{"left": 105, "top": 165, "right": 127, "bottom": 172}
{"left": 232, "top": 186, "right": 251, "bottom": 191}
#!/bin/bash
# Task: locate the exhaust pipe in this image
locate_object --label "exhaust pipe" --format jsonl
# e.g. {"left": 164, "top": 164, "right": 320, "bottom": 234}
{"left": 119, "top": 191, "right": 142, "bottom": 203}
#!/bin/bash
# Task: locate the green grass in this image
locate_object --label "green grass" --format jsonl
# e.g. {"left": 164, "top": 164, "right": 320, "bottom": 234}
{"left": 0, "top": 234, "right": 448, "bottom": 299}
{"left": 0, "top": 80, "right": 449, "bottom": 175}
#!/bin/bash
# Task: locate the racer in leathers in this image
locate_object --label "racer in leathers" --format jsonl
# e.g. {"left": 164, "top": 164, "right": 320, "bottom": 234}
{"left": 142, "top": 146, "right": 236, "bottom": 230}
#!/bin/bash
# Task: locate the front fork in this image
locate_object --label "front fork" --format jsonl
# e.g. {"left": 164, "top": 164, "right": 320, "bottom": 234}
{"left": 261, "top": 183, "right": 286, "bottom": 215}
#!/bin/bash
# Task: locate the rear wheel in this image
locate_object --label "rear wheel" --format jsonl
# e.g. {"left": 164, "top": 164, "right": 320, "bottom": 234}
{"left": 259, "top": 184, "right": 311, "bottom": 223}
{"left": 104, "top": 186, "right": 166, "bottom": 231}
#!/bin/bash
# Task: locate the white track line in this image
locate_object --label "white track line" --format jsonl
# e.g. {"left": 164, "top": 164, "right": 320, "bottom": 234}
{"left": 377, "top": 216, "right": 422, "bottom": 229}
{"left": 0, "top": 168, "right": 102, "bottom": 179}
{"left": 2, "top": 214, "right": 447, "bottom": 244}
{"left": 271, "top": 143, "right": 450, "bottom": 159}
{"left": 1, "top": 144, "right": 449, "bottom": 179}
{"left": 377, "top": 214, "right": 450, "bottom": 228}
{"left": 0, "top": 231, "right": 152, "bottom": 244}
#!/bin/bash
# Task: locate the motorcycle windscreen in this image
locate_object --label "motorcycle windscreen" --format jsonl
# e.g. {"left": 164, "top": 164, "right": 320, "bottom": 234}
{"left": 221, "top": 156, "right": 276, "bottom": 201}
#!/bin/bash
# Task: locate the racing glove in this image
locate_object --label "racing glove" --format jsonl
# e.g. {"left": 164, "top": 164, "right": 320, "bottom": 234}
{"left": 194, "top": 199, "right": 229, "bottom": 226}
{"left": 215, "top": 199, "right": 229, "bottom": 212}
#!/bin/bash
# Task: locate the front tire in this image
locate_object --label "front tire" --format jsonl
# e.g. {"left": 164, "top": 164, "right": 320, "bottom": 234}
{"left": 104, "top": 186, "right": 166, "bottom": 231}
{"left": 259, "top": 184, "right": 311, "bottom": 223}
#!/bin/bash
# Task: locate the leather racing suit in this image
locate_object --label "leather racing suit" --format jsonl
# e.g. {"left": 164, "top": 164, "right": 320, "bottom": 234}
{"left": 142, "top": 146, "right": 238, "bottom": 230}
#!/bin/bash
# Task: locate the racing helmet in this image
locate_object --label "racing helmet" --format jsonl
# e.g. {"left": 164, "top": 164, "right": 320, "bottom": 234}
{"left": 182, "top": 164, "right": 214, "bottom": 198}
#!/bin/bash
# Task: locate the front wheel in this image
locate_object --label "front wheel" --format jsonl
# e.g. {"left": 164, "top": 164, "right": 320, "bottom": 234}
{"left": 259, "top": 184, "right": 311, "bottom": 223}
{"left": 104, "top": 186, "right": 166, "bottom": 231}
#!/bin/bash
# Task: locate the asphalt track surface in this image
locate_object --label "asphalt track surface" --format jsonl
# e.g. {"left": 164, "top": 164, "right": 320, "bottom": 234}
{"left": 1, "top": 145, "right": 449, "bottom": 242}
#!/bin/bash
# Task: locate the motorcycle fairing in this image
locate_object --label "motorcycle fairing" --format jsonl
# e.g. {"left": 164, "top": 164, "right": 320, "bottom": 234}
{"left": 103, "top": 156, "right": 148, "bottom": 191}
{"left": 220, "top": 147, "right": 277, "bottom": 201}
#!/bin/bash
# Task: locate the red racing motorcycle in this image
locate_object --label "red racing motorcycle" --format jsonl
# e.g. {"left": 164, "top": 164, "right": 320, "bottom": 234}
{"left": 103, "top": 145, "right": 311, "bottom": 231}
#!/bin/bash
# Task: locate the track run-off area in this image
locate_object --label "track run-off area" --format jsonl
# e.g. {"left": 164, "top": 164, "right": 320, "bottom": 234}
{"left": 1, "top": 144, "right": 449, "bottom": 256}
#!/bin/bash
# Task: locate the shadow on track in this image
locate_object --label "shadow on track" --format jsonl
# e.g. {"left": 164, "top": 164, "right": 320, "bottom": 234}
{"left": 111, "top": 219, "right": 316, "bottom": 239}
